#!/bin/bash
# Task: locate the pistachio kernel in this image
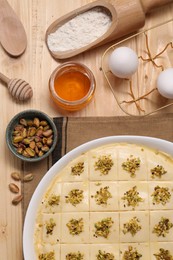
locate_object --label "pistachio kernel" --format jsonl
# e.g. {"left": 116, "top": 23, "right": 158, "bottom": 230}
{"left": 66, "top": 251, "right": 84, "bottom": 260}
{"left": 65, "top": 189, "right": 84, "bottom": 206}
{"left": 66, "top": 218, "right": 84, "bottom": 235}
{"left": 94, "top": 217, "right": 114, "bottom": 238}
{"left": 121, "top": 186, "right": 144, "bottom": 209}
{"left": 47, "top": 194, "right": 60, "bottom": 206}
{"left": 122, "top": 217, "right": 142, "bottom": 236}
{"left": 96, "top": 250, "right": 115, "bottom": 260}
{"left": 94, "top": 186, "right": 112, "bottom": 205}
{"left": 153, "top": 248, "right": 173, "bottom": 260}
{"left": 151, "top": 186, "right": 171, "bottom": 205}
{"left": 151, "top": 165, "right": 167, "bottom": 179}
{"left": 122, "top": 246, "right": 142, "bottom": 260}
{"left": 152, "top": 217, "right": 173, "bottom": 237}
{"left": 38, "top": 251, "right": 55, "bottom": 260}
{"left": 94, "top": 155, "right": 114, "bottom": 175}
{"left": 12, "top": 117, "right": 54, "bottom": 159}
{"left": 71, "top": 162, "right": 84, "bottom": 176}
{"left": 45, "top": 218, "right": 56, "bottom": 235}
{"left": 122, "top": 155, "right": 141, "bottom": 177}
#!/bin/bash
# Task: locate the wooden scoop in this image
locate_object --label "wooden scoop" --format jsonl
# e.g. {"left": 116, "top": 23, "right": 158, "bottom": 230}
{"left": 0, "top": 0, "right": 27, "bottom": 57}
{"left": 0, "top": 72, "right": 33, "bottom": 101}
{"left": 46, "top": 0, "right": 173, "bottom": 59}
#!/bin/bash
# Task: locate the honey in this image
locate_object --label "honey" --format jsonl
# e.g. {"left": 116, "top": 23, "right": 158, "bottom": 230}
{"left": 54, "top": 70, "right": 90, "bottom": 101}
{"left": 49, "top": 62, "right": 96, "bottom": 111}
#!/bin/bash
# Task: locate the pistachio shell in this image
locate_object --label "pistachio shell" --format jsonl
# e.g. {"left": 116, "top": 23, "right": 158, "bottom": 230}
{"left": 29, "top": 141, "right": 36, "bottom": 149}
{"left": 43, "top": 129, "right": 53, "bottom": 137}
{"left": 40, "top": 120, "right": 48, "bottom": 126}
{"left": 9, "top": 183, "right": 19, "bottom": 193}
{"left": 13, "top": 136, "right": 23, "bottom": 143}
{"left": 12, "top": 116, "right": 54, "bottom": 159}
{"left": 11, "top": 172, "right": 21, "bottom": 181}
{"left": 41, "top": 145, "right": 49, "bottom": 152}
{"left": 23, "top": 173, "right": 34, "bottom": 182}
{"left": 19, "top": 118, "right": 27, "bottom": 126}
{"left": 33, "top": 117, "right": 40, "bottom": 128}
{"left": 12, "top": 195, "right": 23, "bottom": 205}
{"left": 25, "top": 147, "right": 35, "bottom": 157}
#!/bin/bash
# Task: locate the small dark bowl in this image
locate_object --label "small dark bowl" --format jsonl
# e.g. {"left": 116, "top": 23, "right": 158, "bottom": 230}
{"left": 6, "top": 110, "right": 58, "bottom": 162}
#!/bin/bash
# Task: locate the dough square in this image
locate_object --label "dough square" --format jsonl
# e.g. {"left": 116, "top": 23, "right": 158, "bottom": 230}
{"left": 61, "top": 244, "right": 90, "bottom": 259}
{"left": 60, "top": 154, "right": 89, "bottom": 182}
{"left": 37, "top": 244, "right": 60, "bottom": 259}
{"left": 150, "top": 210, "right": 173, "bottom": 242}
{"left": 89, "top": 146, "right": 118, "bottom": 181}
{"left": 119, "top": 211, "right": 149, "bottom": 243}
{"left": 90, "top": 244, "right": 119, "bottom": 259}
{"left": 148, "top": 182, "right": 173, "bottom": 210}
{"left": 117, "top": 145, "right": 147, "bottom": 181}
{"left": 119, "top": 243, "right": 150, "bottom": 260}
{"left": 90, "top": 212, "right": 119, "bottom": 243}
{"left": 41, "top": 213, "right": 61, "bottom": 244}
{"left": 150, "top": 242, "right": 173, "bottom": 260}
{"left": 147, "top": 150, "right": 173, "bottom": 181}
{"left": 61, "top": 182, "right": 89, "bottom": 212}
{"left": 90, "top": 181, "right": 118, "bottom": 211}
{"left": 41, "top": 182, "right": 62, "bottom": 213}
{"left": 119, "top": 181, "right": 149, "bottom": 211}
{"left": 61, "top": 212, "right": 89, "bottom": 243}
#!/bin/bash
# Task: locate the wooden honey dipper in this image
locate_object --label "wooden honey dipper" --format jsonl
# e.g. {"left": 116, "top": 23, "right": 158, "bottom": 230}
{"left": 0, "top": 72, "right": 33, "bottom": 101}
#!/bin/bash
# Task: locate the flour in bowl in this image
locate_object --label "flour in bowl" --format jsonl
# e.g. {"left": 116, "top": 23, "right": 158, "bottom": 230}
{"left": 47, "top": 7, "right": 112, "bottom": 52}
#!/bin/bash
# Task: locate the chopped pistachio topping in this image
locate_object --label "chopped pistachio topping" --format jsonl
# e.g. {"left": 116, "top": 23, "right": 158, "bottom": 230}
{"left": 47, "top": 194, "right": 60, "bottom": 206}
{"left": 65, "top": 189, "right": 84, "bottom": 206}
{"left": 151, "top": 186, "right": 171, "bottom": 205}
{"left": 45, "top": 218, "right": 56, "bottom": 235}
{"left": 94, "top": 186, "right": 112, "bottom": 205}
{"left": 153, "top": 217, "right": 173, "bottom": 237}
{"left": 66, "top": 251, "right": 84, "bottom": 260}
{"left": 151, "top": 165, "right": 167, "bottom": 179}
{"left": 94, "top": 217, "right": 114, "bottom": 238}
{"left": 96, "top": 250, "right": 115, "bottom": 260}
{"left": 121, "top": 186, "right": 144, "bottom": 208}
{"left": 66, "top": 218, "right": 84, "bottom": 235}
{"left": 123, "top": 246, "right": 142, "bottom": 260}
{"left": 38, "top": 251, "right": 55, "bottom": 260}
{"left": 122, "top": 217, "right": 142, "bottom": 236}
{"left": 71, "top": 162, "right": 84, "bottom": 176}
{"left": 94, "top": 155, "right": 113, "bottom": 175}
{"left": 122, "top": 155, "right": 141, "bottom": 177}
{"left": 95, "top": 182, "right": 102, "bottom": 186}
{"left": 154, "top": 248, "right": 173, "bottom": 260}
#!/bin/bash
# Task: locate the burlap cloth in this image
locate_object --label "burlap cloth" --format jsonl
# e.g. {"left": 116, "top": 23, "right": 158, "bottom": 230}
{"left": 23, "top": 114, "right": 173, "bottom": 216}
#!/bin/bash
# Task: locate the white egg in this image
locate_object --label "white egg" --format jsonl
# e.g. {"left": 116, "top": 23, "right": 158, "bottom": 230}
{"left": 157, "top": 68, "right": 173, "bottom": 99}
{"left": 108, "top": 47, "right": 138, "bottom": 79}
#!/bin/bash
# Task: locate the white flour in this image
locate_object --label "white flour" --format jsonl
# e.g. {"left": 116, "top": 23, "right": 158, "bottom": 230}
{"left": 47, "top": 7, "right": 112, "bottom": 52}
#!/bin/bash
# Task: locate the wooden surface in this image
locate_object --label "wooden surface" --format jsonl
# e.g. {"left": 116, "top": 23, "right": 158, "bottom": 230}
{"left": 0, "top": 0, "right": 173, "bottom": 259}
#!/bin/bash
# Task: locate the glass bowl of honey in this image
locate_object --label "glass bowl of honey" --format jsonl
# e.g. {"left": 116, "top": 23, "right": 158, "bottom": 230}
{"left": 49, "top": 62, "right": 96, "bottom": 111}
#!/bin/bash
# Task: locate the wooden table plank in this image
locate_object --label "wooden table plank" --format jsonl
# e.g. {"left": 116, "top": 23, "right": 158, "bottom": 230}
{"left": 0, "top": 1, "right": 173, "bottom": 259}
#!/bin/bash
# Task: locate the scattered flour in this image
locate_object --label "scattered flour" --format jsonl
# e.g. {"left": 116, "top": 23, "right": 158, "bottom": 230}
{"left": 47, "top": 7, "right": 112, "bottom": 52}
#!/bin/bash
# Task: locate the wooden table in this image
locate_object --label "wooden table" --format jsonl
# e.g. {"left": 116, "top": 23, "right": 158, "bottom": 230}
{"left": 0, "top": 1, "right": 173, "bottom": 259}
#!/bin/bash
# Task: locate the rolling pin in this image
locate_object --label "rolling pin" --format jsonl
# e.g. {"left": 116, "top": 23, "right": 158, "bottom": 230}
{"left": 46, "top": 0, "right": 173, "bottom": 59}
